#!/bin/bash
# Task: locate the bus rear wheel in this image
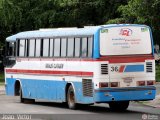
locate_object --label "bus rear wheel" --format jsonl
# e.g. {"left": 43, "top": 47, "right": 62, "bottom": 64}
{"left": 67, "top": 85, "right": 77, "bottom": 109}
{"left": 20, "top": 89, "right": 25, "bottom": 103}
{"left": 109, "top": 101, "right": 129, "bottom": 111}
{"left": 20, "top": 87, "right": 35, "bottom": 103}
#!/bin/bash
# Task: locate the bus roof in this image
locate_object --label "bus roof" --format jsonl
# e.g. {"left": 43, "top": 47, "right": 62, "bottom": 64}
{"left": 6, "top": 26, "right": 101, "bottom": 42}
{"left": 6, "top": 24, "right": 148, "bottom": 42}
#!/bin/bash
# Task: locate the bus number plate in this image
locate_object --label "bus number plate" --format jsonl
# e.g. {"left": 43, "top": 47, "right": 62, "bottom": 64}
{"left": 123, "top": 77, "right": 133, "bottom": 83}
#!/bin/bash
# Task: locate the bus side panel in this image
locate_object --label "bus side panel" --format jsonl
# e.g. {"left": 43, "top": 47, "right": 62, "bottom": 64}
{"left": 56, "top": 81, "right": 67, "bottom": 102}
{"left": 94, "top": 86, "right": 156, "bottom": 102}
{"left": 6, "top": 77, "right": 68, "bottom": 102}
{"left": 5, "top": 78, "right": 16, "bottom": 96}
{"left": 72, "top": 82, "right": 94, "bottom": 104}
{"left": 21, "top": 79, "right": 66, "bottom": 102}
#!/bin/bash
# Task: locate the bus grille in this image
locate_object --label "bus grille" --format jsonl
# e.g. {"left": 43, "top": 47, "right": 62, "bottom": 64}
{"left": 82, "top": 79, "right": 93, "bottom": 97}
{"left": 146, "top": 62, "right": 153, "bottom": 72}
{"left": 101, "top": 64, "right": 108, "bottom": 74}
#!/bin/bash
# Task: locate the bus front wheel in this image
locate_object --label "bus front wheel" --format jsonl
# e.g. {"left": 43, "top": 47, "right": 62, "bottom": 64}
{"left": 109, "top": 101, "right": 129, "bottom": 111}
{"left": 67, "top": 85, "right": 77, "bottom": 109}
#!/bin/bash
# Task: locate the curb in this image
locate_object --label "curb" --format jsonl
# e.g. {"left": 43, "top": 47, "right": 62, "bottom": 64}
{"left": 139, "top": 94, "right": 160, "bottom": 108}
{"left": 140, "top": 102, "right": 160, "bottom": 108}
{"left": 156, "top": 82, "right": 160, "bottom": 85}
{"left": 0, "top": 85, "right": 5, "bottom": 95}
{"left": 0, "top": 90, "right": 5, "bottom": 95}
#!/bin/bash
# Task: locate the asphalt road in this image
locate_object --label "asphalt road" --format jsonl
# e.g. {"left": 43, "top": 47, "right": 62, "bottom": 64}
{"left": 0, "top": 94, "right": 159, "bottom": 120}
{"left": 156, "top": 84, "right": 160, "bottom": 94}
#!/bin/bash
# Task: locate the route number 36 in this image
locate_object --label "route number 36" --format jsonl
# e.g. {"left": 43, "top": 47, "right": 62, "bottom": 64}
{"left": 111, "top": 66, "right": 119, "bottom": 72}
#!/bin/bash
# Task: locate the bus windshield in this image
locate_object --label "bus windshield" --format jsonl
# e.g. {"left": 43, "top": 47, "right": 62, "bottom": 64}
{"left": 100, "top": 26, "right": 152, "bottom": 56}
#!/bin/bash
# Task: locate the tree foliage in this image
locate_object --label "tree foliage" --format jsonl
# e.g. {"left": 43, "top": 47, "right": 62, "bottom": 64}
{"left": 1, "top": 0, "right": 160, "bottom": 47}
{"left": 110, "top": 0, "right": 160, "bottom": 44}
{"left": 0, "top": 0, "right": 128, "bottom": 47}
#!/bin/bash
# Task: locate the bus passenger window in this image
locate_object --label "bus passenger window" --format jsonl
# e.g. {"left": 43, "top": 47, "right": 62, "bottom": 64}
{"left": 43, "top": 39, "right": 49, "bottom": 57}
{"left": 67, "top": 38, "right": 74, "bottom": 57}
{"left": 75, "top": 38, "right": 80, "bottom": 57}
{"left": 61, "top": 38, "right": 67, "bottom": 57}
{"left": 35, "top": 39, "right": 41, "bottom": 57}
{"left": 19, "top": 40, "right": 25, "bottom": 57}
{"left": 6, "top": 42, "right": 16, "bottom": 57}
{"left": 88, "top": 37, "right": 93, "bottom": 57}
{"left": 81, "top": 38, "right": 87, "bottom": 57}
{"left": 54, "top": 38, "right": 60, "bottom": 57}
{"left": 29, "top": 39, "right": 35, "bottom": 57}
{"left": 49, "top": 39, "right": 54, "bottom": 57}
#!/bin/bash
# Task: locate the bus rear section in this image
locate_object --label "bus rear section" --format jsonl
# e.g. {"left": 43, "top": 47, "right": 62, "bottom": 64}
{"left": 94, "top": 25, "right": 156, "bottom": 109}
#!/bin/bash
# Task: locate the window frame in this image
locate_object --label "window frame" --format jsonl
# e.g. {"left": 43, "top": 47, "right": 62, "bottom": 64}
{"left": 15, "top": 35, "right": 94, "bottom": 58}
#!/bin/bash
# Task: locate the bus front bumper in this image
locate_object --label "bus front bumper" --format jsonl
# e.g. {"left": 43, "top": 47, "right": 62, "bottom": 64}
{"left": 94, "top": 86, "right": 156, "bottom": 103}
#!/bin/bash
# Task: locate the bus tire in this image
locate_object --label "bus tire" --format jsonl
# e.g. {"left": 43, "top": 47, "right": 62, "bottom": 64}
{"left": 67, "top": 85, "right": 77, "bottom": 109}
{"left": 20, "top": 88, "right": 35, "bottom": 103}
{"left": 109, "top": 101, "right": 129, "bottom": 111}
{"left": 20, "top": 89, "right": 25, "bottom": 103}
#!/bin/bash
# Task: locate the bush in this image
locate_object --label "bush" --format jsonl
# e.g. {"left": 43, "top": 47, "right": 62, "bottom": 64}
{"left": 0, "top": 72, "right": 4, "bottom": 83}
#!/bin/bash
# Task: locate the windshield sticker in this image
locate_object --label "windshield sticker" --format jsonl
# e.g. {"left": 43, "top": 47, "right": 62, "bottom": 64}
{"left": 101, "top": 29, "right": 108, "bottom": 33}
{"left": 141, "top": 27, "right": 148, "bottom": 32}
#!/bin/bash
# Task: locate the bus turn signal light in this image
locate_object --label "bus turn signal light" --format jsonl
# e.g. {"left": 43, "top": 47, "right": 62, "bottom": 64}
{"left": 99, "top": 82, "right": 109, "bottom": 88}
{"left": 137, "top": 81, "right": 145, "bottom": 86}
{"left": 99, "top": 82, "right": 119, "bottom": 88}
{"left": 110, "top": 82, "right": 119, "bottom": 87}
{"left": 147, "top": 81, "right": 155, "bottom": 85}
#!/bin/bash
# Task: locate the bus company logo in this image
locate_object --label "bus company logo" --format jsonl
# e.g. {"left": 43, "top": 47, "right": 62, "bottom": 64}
{"left": 120, "top": 28, "right": 132, "bottom": 36}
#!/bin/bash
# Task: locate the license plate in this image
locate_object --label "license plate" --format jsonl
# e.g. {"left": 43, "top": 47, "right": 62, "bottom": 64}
{"left": 123, "top": 77, "right": 133, "bottom": 83}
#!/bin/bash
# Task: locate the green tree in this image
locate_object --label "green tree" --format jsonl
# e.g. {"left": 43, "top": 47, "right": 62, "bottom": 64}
{"left": 0, "top": 0, "right": 128, "bottom": 48}
{"left": 109, "top": 0, "right": 160, "bottom": 44}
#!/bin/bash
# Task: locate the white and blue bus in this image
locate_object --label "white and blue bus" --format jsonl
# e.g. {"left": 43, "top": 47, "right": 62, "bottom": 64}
{"left": 4, "top": 24, "right": 156, "bottom": 110}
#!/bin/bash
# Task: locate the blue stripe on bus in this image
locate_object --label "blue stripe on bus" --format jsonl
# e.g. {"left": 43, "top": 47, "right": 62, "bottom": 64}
{"left": 124, "top": 64, "right": 144, "bottom": 72}
{"left": 94, "top": 87, "right": 156, "bottom": 102}
{"left": 5, "top": 78, "right": 155, "bottom": 104}
{"left": 5, "top": 78, "right": 94, "bottom": 104}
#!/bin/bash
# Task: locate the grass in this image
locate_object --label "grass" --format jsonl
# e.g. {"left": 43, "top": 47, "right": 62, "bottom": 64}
{"left": 0, "top": 72, "right": 4, "bottom": 85}
{"left": 156, "top": 65, "right": 160, "bottom": 82}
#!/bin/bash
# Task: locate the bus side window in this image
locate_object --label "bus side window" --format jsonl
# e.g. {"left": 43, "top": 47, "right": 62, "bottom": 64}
{"left": 54, "top": 38, "right": 60, "bottom": 57}
{"left": 67, "top": 38, "right": 74, "bottom": 57}
{"left": 88, "top": 37, "right": 93, "bottom": 57}
{"left": 81, "top": 37, "right": 87, "bottom": 57}
{"left": 19, "top": 39, "right": 25, "bottom": 57}
{"left": 49, "top": 39, "right": 54, "bottom": 57}
{"left": 43, "top": 39, "right": 49, "bottom": 57}
{"left": 6, "top": 42, "right": 16, "bottom": 57}
{"left": 35, "top": 39, "right": 41, "bottom": 57}
{"left": 29, "top": 39, "right": 35, "bottom": 57}
{"left": 61, "top": 38, "right": 67, "bottom": 57}
{"left": 75, "top": 38, "right": 80, "bottom": 57}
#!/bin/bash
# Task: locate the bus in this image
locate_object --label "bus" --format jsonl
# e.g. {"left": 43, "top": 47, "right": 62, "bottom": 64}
{"left": 4, "top": 24, "right": 156, "bottom": 110}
